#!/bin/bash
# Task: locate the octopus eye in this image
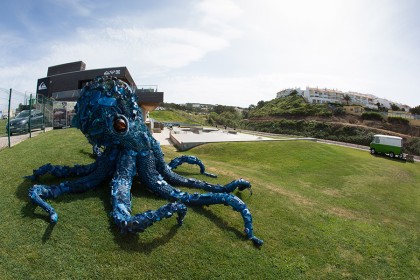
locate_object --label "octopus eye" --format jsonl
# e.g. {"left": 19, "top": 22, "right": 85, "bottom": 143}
{"left": 113, "top": 117, "right": 128, "bottom": 133}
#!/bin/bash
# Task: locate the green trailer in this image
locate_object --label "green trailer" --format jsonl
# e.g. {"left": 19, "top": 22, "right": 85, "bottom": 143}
{"left": 370, "top": 134, "right": 403, "bottom": 158}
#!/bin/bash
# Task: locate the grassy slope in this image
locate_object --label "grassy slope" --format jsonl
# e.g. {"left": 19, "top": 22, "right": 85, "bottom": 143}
{"left": 0, "top": 119, "right": 6, "bottom": 136}
{"left": 0, "top": 129, "right": 419, "bottom": 279}
{"left": 149, "top": 109, "right": 206, "bottom": 125}
{"left": 250, "top": 95, "right": 331, "bottom": 117}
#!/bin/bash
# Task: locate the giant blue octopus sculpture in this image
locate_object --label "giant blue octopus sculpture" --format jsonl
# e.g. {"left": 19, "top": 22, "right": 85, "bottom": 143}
{"left": 27, "top": 76, "right": 263, "bottom": 246}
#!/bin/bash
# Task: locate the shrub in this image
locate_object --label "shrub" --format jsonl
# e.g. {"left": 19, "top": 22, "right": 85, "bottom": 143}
{"left": 388, "top": 117, "right": 410, "bottom": 125}
{"left": 362, "top": 112, "right": 383, "bottom": 121}
{"left": 333, "top": 107, "right": 345, "bottom": 116}
{"left": 404, "top": 137, "right": 420, "bottom": 156}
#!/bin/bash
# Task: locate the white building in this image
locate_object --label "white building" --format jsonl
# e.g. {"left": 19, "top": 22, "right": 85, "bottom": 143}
{"left": 276, "top": 87, "right": 408, "bottom": 110}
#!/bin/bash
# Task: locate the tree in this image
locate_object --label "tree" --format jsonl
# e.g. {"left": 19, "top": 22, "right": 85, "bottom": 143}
{"left": 390, "top": 103, "right": 401, "bottom": 111}
{"left": 212, "top": 105, "right": 235, "bottom": 115}
{"left": 409, "top": 105, "right": 420, "bottom": 115}
{"left": 289, "top": 90, "right": 299, "bottom": 96}
{"left": 343, "top": 94, "right": 351, "bottom": 105}
{"left": 256, "top": 100, "right": 266, "bottom": 109}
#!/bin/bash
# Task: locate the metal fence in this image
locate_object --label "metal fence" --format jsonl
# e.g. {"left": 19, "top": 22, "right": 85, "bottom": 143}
{"left": 0, "top": 88, "right": 54, "bottom": 150}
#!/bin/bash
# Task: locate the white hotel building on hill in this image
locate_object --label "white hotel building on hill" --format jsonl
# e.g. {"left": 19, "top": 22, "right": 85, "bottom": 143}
{"left": 276, "top": 87, "right": 410, "bottom": 111}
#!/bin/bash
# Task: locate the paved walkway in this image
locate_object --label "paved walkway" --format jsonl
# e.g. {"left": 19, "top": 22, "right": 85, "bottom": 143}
{"left": 152, "top": 127, "right": 173, "bottom": 145}
{"left": 0, "top": 128, "right": 53, "bottom": 149}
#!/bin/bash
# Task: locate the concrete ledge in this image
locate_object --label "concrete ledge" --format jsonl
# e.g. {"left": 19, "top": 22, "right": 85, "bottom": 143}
{"left": 169, "top": 129, "right": 316, "bottom": 151}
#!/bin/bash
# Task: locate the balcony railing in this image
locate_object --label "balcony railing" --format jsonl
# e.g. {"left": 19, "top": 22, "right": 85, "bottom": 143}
{"left": 135, "top": 85, "right": 159, "bottom": 92}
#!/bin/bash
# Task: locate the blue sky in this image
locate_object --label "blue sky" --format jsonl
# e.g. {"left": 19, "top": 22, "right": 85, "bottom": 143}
{"left": 1, "top": 0, "right": 420, "bottom": 108}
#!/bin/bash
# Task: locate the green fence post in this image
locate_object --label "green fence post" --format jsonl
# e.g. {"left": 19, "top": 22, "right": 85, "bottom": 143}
{"left": 29, "top": 93, "right": 32, "bottom": 138}
{"left": 7, "top": 88, "right": 11, "bottom": 147}
{"left": 42, "top": 95, "right": 46, "bottom": 132}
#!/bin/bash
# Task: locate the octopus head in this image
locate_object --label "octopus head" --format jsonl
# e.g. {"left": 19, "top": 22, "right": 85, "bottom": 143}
{"left": 72, "top": 76, "right": 148, "bottom": 150}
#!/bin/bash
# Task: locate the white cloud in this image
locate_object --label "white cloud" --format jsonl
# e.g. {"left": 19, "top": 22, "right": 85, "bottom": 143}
{"left": 1, "top": 0, "right": 419, "bottom": 108}
{"left": 44, "top": 25, "right": 230, "bottom": 75}
{"left": 0, "top": 33, "right": 26, "bottom": 64}
{"left": 49, "top": 0, "right": 92, "bottom": 17}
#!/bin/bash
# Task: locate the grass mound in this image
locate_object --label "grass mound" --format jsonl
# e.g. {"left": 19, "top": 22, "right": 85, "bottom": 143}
{"left": 0, "top": 129, "right": 419, "bottom": 279}
{"left": 250, "top": 95, "right": 332, "bottom": 118}
{"left": 149, "top": 109, "right": 206, "bottom": 125}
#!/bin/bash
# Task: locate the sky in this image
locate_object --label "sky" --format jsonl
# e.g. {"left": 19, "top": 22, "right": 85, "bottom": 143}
{"left": 1, "top": 0, "right": 420, "bottom": 108}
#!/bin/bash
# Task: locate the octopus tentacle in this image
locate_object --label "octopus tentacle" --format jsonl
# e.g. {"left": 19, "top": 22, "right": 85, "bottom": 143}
{"left": 28, "top": 149, "right": 118, "bottom": 223}
{"left": 111, "top": 149, "right": 187, "bottom": 233}
{"left": 172, "top": 190, "right": 263, "bottom": 246}
{"left": 26, "top": 161, "right": 98, "bottom": 181}
{"left": 168, "top": 155, "right": 217, "bottom": 178}
{"left": 151, "top": 141, "right": 251, "bottom": 193}
{"left": 137, "top": 149, "right": 263, "bottom": 246}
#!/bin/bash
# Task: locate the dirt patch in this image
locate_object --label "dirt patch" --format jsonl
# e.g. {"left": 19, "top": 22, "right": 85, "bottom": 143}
{"left": 327, "top": 207, "right": 359, "bottom": 220}
{"left": 338, "top": 247, "right": 364, "bottom": 264}
{"left": 261, "top": 183, "right": 315, "bottom": 206}
{"left": 245, "top": 178, "right": 369, "bottom": 222}
{"left": 321, "top": 188, "right": 343, "bottom": 197}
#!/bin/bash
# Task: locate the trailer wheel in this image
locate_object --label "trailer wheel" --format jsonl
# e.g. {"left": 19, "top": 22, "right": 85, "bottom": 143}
{"left": 389, "top": 152, "right": 395, "bottom": 158}
{"left": 370, "top": 148, "right": 376, "bottom": 155}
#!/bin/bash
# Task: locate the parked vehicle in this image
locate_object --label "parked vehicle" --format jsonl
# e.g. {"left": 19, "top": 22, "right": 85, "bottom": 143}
{"left": 370, "top": 134, "right": 403, "bottom": 158}
{"left": 6, "top": 110, "right": 45, "bottom": 135}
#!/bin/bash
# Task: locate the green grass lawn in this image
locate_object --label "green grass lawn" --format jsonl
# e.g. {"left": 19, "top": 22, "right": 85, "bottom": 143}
{"left": 1, "top": 129, "right": 419, "bottom": 279}
{"left": 0, "top": 119, "right": 7, "bottom": 136}
{"left": 149, "top": 109, "right": 206, "bottom": 125}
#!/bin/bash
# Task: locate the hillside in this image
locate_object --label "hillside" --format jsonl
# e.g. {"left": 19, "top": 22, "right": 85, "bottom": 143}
{"left": 146, "top": 99, "right": 420, "bottom": 155}
{"left": 149, "top": 109, "right": 206, "bottom": 125}
{"left": 249, "top": 95, "right": 333, "bottom": 118}
{"left": 245, "top": 96, "right": 420, "bottom": 155}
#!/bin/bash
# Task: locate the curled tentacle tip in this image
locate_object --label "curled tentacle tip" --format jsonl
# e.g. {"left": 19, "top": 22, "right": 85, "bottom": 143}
{"left": 176, "top": 217, "right": 184, "bottom": 226}
{"left": 238, "top": 182, "right": 252, "bottom": 192}
{"left": 250, "top": 236, "right": 264, "bottom": 247}
{"left": 50, "top": 213, "right": 58, "bottom": 224}
{"left": 203, "top": 172, "right": 217, "bottom": 178}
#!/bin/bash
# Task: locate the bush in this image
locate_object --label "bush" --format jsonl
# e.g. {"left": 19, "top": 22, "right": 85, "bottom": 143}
{"left": 362, "top": 112, "right": 383, "bottom": 121}
{"left": 333, "top": 107, "right": 345, "bottom": 116}
{"left": 388, "top": 117, "right": 410, "bottom": 125}
{"left": 404, "top": 137, "right": 420, "bottom": 156}
{"left": 242, "top": 120, "right": 376, "bottom": 146}
{"left": 208, "top": 111, "right": 241, "bottom": 128}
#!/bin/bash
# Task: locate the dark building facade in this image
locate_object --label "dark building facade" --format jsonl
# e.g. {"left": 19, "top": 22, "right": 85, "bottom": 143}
{"left": 36, "top": 61, "right": 163, "bottom": 109}
{"left": 37, "top": 61, "right": 137, "bottom": 100}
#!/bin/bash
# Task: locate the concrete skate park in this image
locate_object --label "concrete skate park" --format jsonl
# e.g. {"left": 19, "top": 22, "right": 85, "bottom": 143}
{"left": 152, "top": 125, "right": 315, "bottom": 151}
